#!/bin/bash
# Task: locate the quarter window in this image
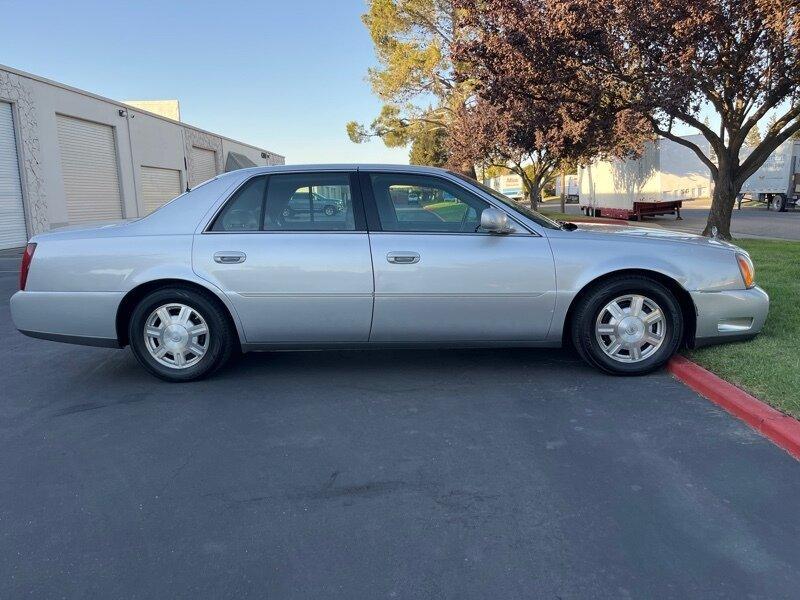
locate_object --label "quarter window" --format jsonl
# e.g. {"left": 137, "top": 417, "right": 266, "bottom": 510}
{"left": 369, "top": 174, "right": 490, "bottom": 233}
{"left": 210, "top": 176, "right": 266, "bottom": 232}
{"left": 263, "top": 173, "right": 355, "bottom": 231}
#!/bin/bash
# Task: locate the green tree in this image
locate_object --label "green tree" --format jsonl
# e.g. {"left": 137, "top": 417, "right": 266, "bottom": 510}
{"left": 408, "top": 125, "right": 449, "bottom": 166}
{"left": 346, "top": 0, "right": 475, "bottom": 175}
{"left": 745, "top": 124, "right": 762, "bottom": 148}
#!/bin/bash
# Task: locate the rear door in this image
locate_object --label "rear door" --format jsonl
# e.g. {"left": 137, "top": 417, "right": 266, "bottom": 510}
{"left": 363, "top": 171, "right": 556, "bottom": 342}
{"left": 193, "top": 171, "right": 373, "bottom": 344}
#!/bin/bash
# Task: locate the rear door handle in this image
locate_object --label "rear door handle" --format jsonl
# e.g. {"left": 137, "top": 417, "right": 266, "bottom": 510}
{"left": 214, "top": 251, "right": 246, "bottom": 264}
{"left": 386, "top": 251, "right": 420, "bottom": 264}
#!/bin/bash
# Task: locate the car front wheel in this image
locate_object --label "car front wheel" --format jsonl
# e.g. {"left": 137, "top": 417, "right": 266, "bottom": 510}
{"left": 571, "top": 276, "right": 684, "bottom": 375}
{"left": 128, "top": 287, "right": 235, "bottom": 382}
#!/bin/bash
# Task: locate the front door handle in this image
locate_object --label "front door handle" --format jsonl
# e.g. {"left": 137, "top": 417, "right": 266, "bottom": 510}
{"left": 214, "top": 251, "right": 246, "bottom": 264}
{"left": 386, "top": 251, "right": 420, "bottom": 264}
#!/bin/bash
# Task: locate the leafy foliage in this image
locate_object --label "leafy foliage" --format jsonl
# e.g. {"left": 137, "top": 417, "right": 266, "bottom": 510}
{"left": 450, "top": 1, "right": 648, "bottom": 208}
{"left": 348, "top": 0, "right": 472, "bottom": 171}
{"left": 409, "top": 126, "right": 449, "bottom": 166}
{"left": 454, "top": 0, "right": 800, "bottom": 238}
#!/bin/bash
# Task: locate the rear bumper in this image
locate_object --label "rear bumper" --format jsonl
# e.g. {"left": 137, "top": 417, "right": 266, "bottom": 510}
{"left": 691, "top": 286, "right": 769, "bottom": 347}
{"left": 10, "top": 290, "right": 123, "bottom": 348}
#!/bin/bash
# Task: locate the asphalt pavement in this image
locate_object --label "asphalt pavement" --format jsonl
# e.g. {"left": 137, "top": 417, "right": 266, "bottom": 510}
{"left": 1, "top": 256, "right": 799, "bottom": 599}
{"left": 543, "top": 203, "right": 800, "bottom": 240}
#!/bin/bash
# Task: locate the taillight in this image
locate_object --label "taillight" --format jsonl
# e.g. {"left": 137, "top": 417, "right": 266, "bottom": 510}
{"left": 19, "top": 242, "right": 36, "bottom": 290}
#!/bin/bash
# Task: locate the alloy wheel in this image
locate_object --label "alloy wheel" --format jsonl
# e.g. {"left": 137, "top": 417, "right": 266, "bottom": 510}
{"left": 143, "top": 303, "right": 209, "bottom": 369}
{"left": 594, "top": 294, "right": 666, "bottom": 363}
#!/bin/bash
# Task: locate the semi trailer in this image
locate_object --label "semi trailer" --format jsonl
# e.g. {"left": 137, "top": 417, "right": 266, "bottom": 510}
{"left": 578, "top": 134, "right": 711, "bottom": 220}
{"left": 738, "top": 139, "right": 800, "bottom": 212}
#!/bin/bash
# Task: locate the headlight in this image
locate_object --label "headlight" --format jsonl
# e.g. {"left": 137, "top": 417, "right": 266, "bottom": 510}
{"left": 736, "top": 253, "right": 755, "bottom": 288}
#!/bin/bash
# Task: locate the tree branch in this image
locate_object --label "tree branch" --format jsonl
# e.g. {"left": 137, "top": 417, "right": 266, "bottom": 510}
{"left": 647, "top": 116, "right": 719, "bottom": 178}
{"left": 737, "top": 118, "right": 800, "bottom": 184}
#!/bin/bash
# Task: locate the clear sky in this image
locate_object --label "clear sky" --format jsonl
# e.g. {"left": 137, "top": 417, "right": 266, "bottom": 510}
{"left": 0, "top": 0, "right": 409, "bottom": 164}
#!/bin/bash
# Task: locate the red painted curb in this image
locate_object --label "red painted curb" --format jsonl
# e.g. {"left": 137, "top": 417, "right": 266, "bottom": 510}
{"left": 668, "top": 356, "right": 800, "bottom": 460}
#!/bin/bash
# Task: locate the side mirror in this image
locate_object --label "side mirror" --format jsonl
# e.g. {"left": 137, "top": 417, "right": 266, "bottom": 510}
{"left": 480, "top": 207, "right": 513, "bottom": 234}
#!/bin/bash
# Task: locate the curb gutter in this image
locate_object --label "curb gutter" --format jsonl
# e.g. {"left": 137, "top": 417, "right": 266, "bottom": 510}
{"left": 668, "top": 355, "right": 800, "bottom": 460}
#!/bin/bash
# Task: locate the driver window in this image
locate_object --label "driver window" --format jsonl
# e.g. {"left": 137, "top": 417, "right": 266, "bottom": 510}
{"left": 210, "top": 176, "right": 266, "bottom": 232}
{"left": 369, "top": 174, "right": 488, "bottom": 233}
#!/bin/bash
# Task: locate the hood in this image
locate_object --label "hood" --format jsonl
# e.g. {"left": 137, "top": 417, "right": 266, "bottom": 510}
{"left": 569, "top": 222, "right": 741, "bottom": 252}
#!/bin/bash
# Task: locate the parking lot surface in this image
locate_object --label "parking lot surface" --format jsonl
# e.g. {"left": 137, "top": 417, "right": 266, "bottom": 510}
{"left": 1, "top": 256, "right": 799, "bottom": 599}
{"left": 544, "top": 203, "right": 800, "bottom": 240}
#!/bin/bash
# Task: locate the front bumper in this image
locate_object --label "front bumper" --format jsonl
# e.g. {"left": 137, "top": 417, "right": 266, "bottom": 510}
{"left": 10, "top": 290, "right": 123, "bottom": 348}
{"left": 691, "top": 285, "right": 769, "bottom": 347}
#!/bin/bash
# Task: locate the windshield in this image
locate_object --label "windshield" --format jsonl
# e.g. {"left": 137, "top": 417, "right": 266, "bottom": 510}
{"left": 449, "top": 172, "right": 563, "bottom": 230}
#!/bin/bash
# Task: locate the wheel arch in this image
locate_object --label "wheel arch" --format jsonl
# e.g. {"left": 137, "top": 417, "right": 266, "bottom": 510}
{"left": 561, "top": 269, "right": 697, "bottom": 349}
{"left": 116, "top": 278, "right": 243, "bottom": 350}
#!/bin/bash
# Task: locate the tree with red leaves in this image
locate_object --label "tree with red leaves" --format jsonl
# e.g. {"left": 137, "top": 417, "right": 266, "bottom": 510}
{"left": 451, "top": 0, "right": 649, "bottom": 211}
{"left": 454, "top": 0, "right": 800, "bottom": 239}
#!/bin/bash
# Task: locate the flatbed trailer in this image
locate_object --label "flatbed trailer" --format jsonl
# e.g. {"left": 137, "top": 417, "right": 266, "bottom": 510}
{"left": 581, "top": 200, "right": 684, "bottom": 220}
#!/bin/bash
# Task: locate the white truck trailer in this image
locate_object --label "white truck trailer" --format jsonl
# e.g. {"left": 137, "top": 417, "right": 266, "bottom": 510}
{"left": 555, "top": 173, "right": 580, "bottom": 202}
{"left": 484, "top": 174, "right": 524, "bottom": 200}
{"left": 738, "top": 139, "right": 800, "bottom": 212}
{"left": 578, "top": 134, "right": 712, "bottom": 220}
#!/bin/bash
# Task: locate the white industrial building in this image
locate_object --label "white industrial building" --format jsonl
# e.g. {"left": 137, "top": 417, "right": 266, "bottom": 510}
{"left": 0, "top": 64, "right": 284, "bottom": 250}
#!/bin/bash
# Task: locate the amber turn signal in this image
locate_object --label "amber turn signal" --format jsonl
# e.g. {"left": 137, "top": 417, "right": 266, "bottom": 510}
{"left": 736, "top": 253, "right": 755, "bottom": 289}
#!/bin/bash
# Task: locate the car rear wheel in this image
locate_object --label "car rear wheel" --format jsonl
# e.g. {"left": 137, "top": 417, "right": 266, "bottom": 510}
{"left": 571, "top": 276, "right": 683, "bottom": 375}
{"left": 128, "top": 287, "right": 235, "bottom": 382}
{"left": 323, "top": 205, "right": 336, "bottom": 216}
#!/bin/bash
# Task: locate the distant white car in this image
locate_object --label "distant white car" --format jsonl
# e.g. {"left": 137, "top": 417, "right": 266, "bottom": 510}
{"left": 11, "top": 165, "right": 768, "bottom": 382}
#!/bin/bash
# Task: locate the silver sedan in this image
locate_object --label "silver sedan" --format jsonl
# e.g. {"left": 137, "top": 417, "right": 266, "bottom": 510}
{"left": 11, "top": 165, "right": 769, "bottom": 382}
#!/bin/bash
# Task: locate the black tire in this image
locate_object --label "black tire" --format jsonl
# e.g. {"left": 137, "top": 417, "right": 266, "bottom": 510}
{"left": 570, "top": 276, "right": 684, "bottom": 375}
{"left": 770, "top": 194, "right": 787, "bottom": 212}
{"left": 323, "top": 205, "right": 336, "bottom": 216}
{"left": 128, "top": 287, "right": 236, "bottom": 382}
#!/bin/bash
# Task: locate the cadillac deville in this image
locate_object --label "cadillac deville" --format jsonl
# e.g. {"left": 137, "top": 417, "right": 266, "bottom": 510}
{"left": 11, "top": 165, "right": 769, "bottom": 382}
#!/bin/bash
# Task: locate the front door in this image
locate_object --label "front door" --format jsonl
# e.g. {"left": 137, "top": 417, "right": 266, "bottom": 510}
{"left": 193, "top": 171, "right": 373, "bottom": 344}
{"left": 363, "top": 172, "right": 556, "bottom": 342}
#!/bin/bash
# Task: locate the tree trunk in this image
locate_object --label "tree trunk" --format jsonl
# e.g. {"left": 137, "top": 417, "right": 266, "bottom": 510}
{"left": 702, "top": 158, "right": 738, "bottom": 240}
{"left": 560, "top": 172, "right": 566, "bottom": 213}
{"left": 457, "top": 162, "right": 477, "bottom": 180}
{"left": 523, "top": 178, "right": 543, "bottom": 211}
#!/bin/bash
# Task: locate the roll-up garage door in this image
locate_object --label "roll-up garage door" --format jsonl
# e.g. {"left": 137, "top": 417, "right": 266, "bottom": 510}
{"left": 0, "top": 102, "right": 28, "bottom": 250}
{"left": 190, "top": 146, "right": 217, "bottom": 188}
{"left": 56, "top": 114, "right": 122, "bottom": 223}
{"left": 141, "top": 166, "right": 182, "bottom": 214}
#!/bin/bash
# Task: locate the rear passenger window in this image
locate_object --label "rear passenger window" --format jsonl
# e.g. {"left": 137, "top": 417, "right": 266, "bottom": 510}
{"left": 263, "top": 173, "right": 355, "bottom": 231}
{"left": 210, "top": 176, "right": 266, "bottom": 231}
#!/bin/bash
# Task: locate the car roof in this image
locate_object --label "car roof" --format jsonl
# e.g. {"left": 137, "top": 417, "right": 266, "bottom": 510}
{"left": 220, "top": 163, "right": 454, "bottom": 177}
